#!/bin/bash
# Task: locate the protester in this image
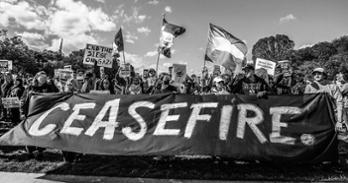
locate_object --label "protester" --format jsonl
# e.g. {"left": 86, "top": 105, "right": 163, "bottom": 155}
{"left": 231, "top": 65, "right": 269, "bottom": 98}
{"left": 24, "top": 71, "right": 58, "bottom": 159}
{"left": 7, "top": 78, "right": 25, "bottom": 124}
{"left": 304, "top": 67, "right": 344, "bottom": 131}
{"left": 1, "top": 72, "right": 13, "bottom": 121}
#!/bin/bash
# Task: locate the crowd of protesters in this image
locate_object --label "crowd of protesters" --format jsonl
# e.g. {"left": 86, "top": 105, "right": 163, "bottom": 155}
{"left": 0, "top": 61, "right": 348, "bottom": 160}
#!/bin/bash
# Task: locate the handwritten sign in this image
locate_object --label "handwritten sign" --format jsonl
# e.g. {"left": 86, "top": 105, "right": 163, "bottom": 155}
{"left": 172, "top": 64, "right": 186, "bottom": 84}
{"left": 56, "top": 69, "right": 74, "bottom": 81}
{"left": 2, "top": 97, "right": 20, "bottom": 108}
{"left": 119, "top": 64, "right": 131, "bottom": 78}
{"left": 0, "top": 60, "right": 13, "bottom": 73}
{"left": 255, "top": 58, "right": 276, "bottom": 76}
{"left": 83, "top": 44, "right": 113, "bottom": 68}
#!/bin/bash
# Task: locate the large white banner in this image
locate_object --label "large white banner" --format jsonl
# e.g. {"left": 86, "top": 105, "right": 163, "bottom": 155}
{"left": 83, "top": 44, "right": 113, "bottom": 68}
{"left": 255, "top": 58, "right": 276, "bottom": 76}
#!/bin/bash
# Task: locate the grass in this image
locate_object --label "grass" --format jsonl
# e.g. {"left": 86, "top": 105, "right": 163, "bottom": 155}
{"left": 0, "top": 143, "right": 347, "bottom": 181}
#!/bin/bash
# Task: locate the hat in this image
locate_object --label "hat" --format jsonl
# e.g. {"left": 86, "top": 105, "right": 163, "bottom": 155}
{"left": 213, "top": 76, "right": 224, "bottom": 83}
{"left": 242, "top": 64, "right": 254, "bottom": 71}
{"left": 312, "top": 68, "right": 326, "bottom": 75}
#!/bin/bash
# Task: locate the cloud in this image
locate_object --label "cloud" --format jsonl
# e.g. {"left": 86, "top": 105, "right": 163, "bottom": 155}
{"left": 0, "top": 1, "right": 47, "bottom": 30}
{"left": 0, "top": 0, "right": 116, "bottom": 52}
{"left": 279, "top": 14, "right": 296, "bottom": 23}
{"left": 17, "top": 31, "right": 49, "bottom": 50}
{"left": 95, "top": 0, "right": 105, "bottom": 3}
{"left": 125, "top": 31, "right": 138, "bottom": 44}
{"left": 148, "top": 0, "right": 159, "bottom": 5}
{"left": 137, "top": 27, "right": 151, "bottom": 35}
{"left": 164, "top": 6, "right": 172, "bottom": 13}
{"left": 145, "top": 50, "right": 158, "bottom": 57}
{"left": 117, "top": 7, "right": 147, "bottom": 24}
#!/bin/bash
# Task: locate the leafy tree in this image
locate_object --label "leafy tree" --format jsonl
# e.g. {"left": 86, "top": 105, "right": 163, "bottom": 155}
{"left": 252, "top": 34, "right": 295, "bottom": 62}
{"left": 332, "top": 36, "right": 348, "bottom": 54}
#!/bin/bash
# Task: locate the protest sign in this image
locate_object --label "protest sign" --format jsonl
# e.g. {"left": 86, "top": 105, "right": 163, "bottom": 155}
{"left": 64, "top": 65, "right": 72, "bottom": 70}
{"left": 172, "top": 64, "right": 186, "bottom": 84}
{"left": 0, "top": 93, "right": 337, "bottom": 163}
{"left": 0, "top": 60, "right": 13, "bottom": 73}
{"left": 119, "top": 64, "right": 131, "bottom": 78}
{"left": 83, "top": 44, "right": 113, "bottom": 68}
{"left": 278, "top": 60, "right": 292, "bottom": 76}
{"left": 2, "top": 97, "right": 20, "bottom": 108}
{"left": 143, "top": 69, "right": 149, "bottom": 78}
{"left": 213, "top": 65, "right": 221, "bottom": 75}
{"left": 56, "top": 69, "right": 74, "bottom": 81}
{"left": 255, "top": 58, "right": 276, "bottom": 76}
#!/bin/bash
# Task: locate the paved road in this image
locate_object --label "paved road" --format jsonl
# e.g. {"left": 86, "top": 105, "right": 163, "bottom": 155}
{"left": 0, "top": 172, "right": 283, "bottom": 183}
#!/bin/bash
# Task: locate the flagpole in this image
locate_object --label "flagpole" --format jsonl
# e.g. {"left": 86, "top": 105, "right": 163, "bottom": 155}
{"left": 122, "top": 50, "right": 126, "bottom": 64}
{"left": 155, "top": 13, "right": 166, "bottom": 77}
{"left": 155, "top": 47, "right": 160, "bottom": 76}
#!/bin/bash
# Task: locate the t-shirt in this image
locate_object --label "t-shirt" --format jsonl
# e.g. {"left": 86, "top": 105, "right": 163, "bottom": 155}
{"left": 231, "top": 75, "right": 269, "bottom": 95}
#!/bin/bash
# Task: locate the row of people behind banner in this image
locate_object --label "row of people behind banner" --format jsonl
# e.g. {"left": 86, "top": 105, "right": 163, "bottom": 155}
{"left": 0, "top": 63, "right": 348, "bottom": 134}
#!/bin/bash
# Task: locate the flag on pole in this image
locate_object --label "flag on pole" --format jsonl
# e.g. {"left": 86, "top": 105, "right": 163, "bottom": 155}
{"left": 205, "top": 23, "right": 247, "bottom": 72}
{"left": 113, "top": 28, "right": 124, "bottom": 56}
{"left": 159, "top": 17, "right": 186, "bottom": 58}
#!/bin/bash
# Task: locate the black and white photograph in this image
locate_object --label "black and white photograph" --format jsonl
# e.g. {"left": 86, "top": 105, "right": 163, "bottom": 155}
{"left": 0, "top": 0, "right": 347, "bottom": 182}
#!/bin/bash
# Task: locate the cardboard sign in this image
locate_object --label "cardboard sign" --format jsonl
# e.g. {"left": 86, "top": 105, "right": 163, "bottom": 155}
{"left": 172, "top": 64, "right": 186, "bottom": 84}
{"left": 2, "top": 97, "right": 20, "bottom": 108}
{"left": 255, "top": 58, "right": 276, "bottom": 76}
{"left": 143, "top": 69, "right": 149, "bottom": 78}
{"left": 0, "top": 60, "right": 13, "bottom": 73}
{"left": 119, "top": 64, "right": 131, "bottom": 78}
{"left": 83, "top": 44, "right": 113, "bottom": 68}
{"left": 64, "top": 65, "right": 72, "bottom": 70}
{"left": 278, "top": 60, "right": 291, "bottom": 76}
{"left": 213, "top": 65, "right": 221, "bottom": 74}
{"left": 56, "top": 69, "right": 74, "bottom": 81}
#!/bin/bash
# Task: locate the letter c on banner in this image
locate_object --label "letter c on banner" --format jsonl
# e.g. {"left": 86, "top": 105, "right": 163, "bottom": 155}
{"left": 28, "top": 103, "right": 70, "bottom": 136}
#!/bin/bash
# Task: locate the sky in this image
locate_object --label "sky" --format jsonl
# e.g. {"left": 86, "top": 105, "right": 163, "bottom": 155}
{"left": 0, "top": 0, "right": 347, "bottom": 74}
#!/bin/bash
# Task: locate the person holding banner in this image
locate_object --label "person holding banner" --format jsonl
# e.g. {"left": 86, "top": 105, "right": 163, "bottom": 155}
{"left": 0, "top": 72, "right": 13, "bottom": 121}
{"left": 23, "top": 71, "right": 58, "bottom": 159}
{"left": 304, "top": 68, "right": 344, "bottom": 132}
{"left": 7, "top": 78, "right": 25, "bottom": 124}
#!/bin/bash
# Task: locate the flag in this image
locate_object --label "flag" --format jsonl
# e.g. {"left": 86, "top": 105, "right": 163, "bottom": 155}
{"left": 205, "top": 23, "right": 247, "bottom": 72}
{"left": 113, "top": 28, "right": 124, "bottom": 56}
{"left": 159, "top": 17, "right": 186, "bottom": 58}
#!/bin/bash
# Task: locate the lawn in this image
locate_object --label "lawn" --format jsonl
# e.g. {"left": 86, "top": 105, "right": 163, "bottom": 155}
{"left": 0, "top": 142, "right": 347, "bottom": 182}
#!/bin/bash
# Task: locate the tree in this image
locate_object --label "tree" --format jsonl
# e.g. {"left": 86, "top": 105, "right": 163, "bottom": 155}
{"left": 252, "top": 34, "right": 295, "bottom": 62}
{"left": 332, "top": 36, "right": 348, "bottom": 54}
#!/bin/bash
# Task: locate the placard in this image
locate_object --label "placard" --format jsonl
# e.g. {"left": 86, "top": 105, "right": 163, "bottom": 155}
{"left": 2, "top": 97, "right": 20, "bottom": 108}
{"left": 0, "top": 60, "right": 13, "bottom": 73}
{"left": 213, "top": 65, "right": 221, "bottom": 75}
{"left": 172, "top": 64, "right": 186, "bottom": 84}
{"left": 119, "top": 64, "right": 131, "bottom": 78}
{"left": 83, "top": 44, "right": 113, "bottom": 68}
{"left": 56, "top": 69, "right": 74, "bottom": 81}
{"left": 255, "top": 58, "right": 276, "bottom": 76}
